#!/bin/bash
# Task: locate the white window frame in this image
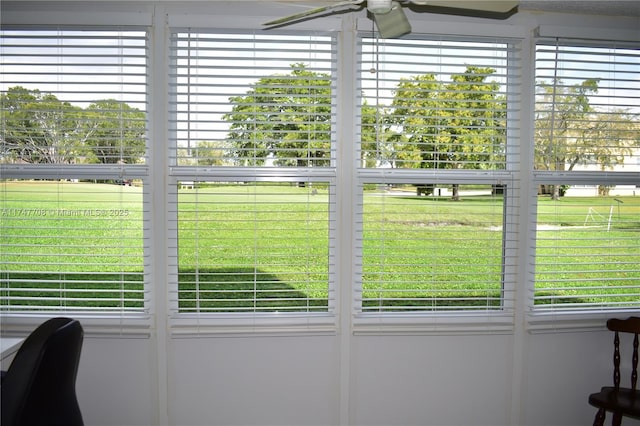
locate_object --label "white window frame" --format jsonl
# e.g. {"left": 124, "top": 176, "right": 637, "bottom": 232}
{"left": 350, "top": 31, "right": 524, "bottom": 333}
{"left": 165, "top": 27, "right": 340, "bottom": 334}
{"left": 2, "top": 4, "right": 636, "bottom": 336}
{"left": 528, "top": 28, "right": 640, "bottom": 330}
{"left": 0, "top": 15, "right": 154, "bottom": 333}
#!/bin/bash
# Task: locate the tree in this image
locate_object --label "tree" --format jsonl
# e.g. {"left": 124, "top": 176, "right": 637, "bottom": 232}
{"left": 387, "top": 67, "right": 506, "bottom": 199}
{"left": 535, "top": 79, "right": 598, "bottom": 199}
{"left": 359, "top": 98, "right": 389, "bottom": 168}
{"left": 223, "top": 63, "right": 332, "bottom": 167}
{"left": 535, "top": 78, "right": 640, "bottom": 198}
{"left": 81, "top": 100, "right": 146, "bottom": 164}
{"left": 443, "top": 67, "right": 506, "bottom": 167}
{"left": 1, "top": 87, "right": 146, "bottom": 165}
{"left": 535, "top": 79, "right": 599, "bottom": 173}
{"left": 194, "top": 141, "right": 229, "bottom": 166}
{"left": 387, "top": 73, "right": 442, "bottom": 169}
{"left": 585, "top": 110, "right": 639, "bottom": 195}
{"left": 1, "top": 86, "right": 85, "bottom": 164}
{"left": 443, "top": 67, "right": 506, "bottom": 200}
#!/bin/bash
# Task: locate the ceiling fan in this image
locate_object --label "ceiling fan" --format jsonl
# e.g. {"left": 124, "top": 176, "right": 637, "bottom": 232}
{"left": 264, "top": 0, "right": 519, "bottom": 38}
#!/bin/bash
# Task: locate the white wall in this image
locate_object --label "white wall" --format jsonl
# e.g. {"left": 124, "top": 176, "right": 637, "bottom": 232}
{"left": 350, "top": 334, "right": 513, "bottom": 425}
{"left": 3, "top": 2, "right": 639, "bottom": 425}
{"left": 77, "top": 337, "right": 156, "bottom": 426}
{"left": 73, "top": 330, "right": 640, "bottom": 425}
{"left": 169, "top": 335, "right": 339, "bottom": 425}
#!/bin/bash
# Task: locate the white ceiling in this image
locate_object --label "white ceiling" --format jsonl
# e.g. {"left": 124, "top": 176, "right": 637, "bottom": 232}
{"left": 6, "top": 0, "right": 640, "bottom": 18}
{"left": 520, "top": 1, "right": 640, "bottom": 17}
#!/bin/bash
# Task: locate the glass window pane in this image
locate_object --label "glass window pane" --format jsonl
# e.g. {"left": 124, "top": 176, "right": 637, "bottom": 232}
{"left": 534, "top": 186, "right": 640, "bottom": 309}
{"left": 1, "top": 179, "right": 147, "bottom": 312}
{"left": 358, "top": 183, "right": 506, "bottom": 312}
{"left": 175, "top": 181, "right": 333, "bottom": 313}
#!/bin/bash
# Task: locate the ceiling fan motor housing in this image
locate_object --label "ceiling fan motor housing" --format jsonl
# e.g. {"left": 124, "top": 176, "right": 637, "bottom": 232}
{"left": 367, "top": 0, "right": 393, "bottom": 14}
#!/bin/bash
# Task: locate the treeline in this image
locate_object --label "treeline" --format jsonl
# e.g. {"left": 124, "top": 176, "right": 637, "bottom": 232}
{"left": 1, "top": 86, "right": 145, "bottom": 164}
{"left": 3, "top": 66, "right": 637, "bottom": 176}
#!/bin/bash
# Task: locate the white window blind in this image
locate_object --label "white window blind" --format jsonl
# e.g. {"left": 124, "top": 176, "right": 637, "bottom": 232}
{"left": 358, "top": 35, "right": 513, "bottom": 170}
{"left": 169, "top": 30, "right": 336, "bottom": 168}
{"left": 171, "top": 180, "right": 335, "bottom": 314}
{"left": 355, "top": 34, "right": 520, "bottom": 313}
{"left": 0, "top": 28, "right": 150, "bottom": 314}
{"left": 168, "top": 30, "right": 337, "bottom": 317}
{"left": 533, "top": 38, "right": 640, "bottom": 311}
{"left": 1, "top": 29, "right": 148, "bottom": 166}
{"left": 356, "top": 181, "right": 513, "bottom": 313}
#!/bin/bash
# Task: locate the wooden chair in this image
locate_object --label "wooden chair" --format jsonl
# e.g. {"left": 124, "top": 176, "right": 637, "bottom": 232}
{"left": 589, "top": 316, "right": 640, "bottom": 426}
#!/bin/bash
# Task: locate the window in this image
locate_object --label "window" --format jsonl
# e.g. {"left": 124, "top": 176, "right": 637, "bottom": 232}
{"left": 4, "top": 16, "right": 635, "bottom": 331}
{"left": 354, "top": 34, "right": 520, "bottom": 314}
{"left": 0, "top": 28, "right": 150, "bottom": 315}
{"left": 174, "top": 181, "right": 334, "bottom": 314}
{"left": 533, "top": 38, "right": 640, "bottom": 310}
{"left": 168, "top": 30, "right": 337, "bottom": 317}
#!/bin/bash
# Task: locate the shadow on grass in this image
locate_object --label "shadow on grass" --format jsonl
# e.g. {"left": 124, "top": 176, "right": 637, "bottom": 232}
{"left": 362, "top": 293, "right": 504, "bottom": 312}
{"left": 178, "top": 267, "right": 328, "bottom": 313}
{"left": 533, "top": 292, "right": 639, "bottom": 307}
{"left": 394, "top": 195, "right": 504, "bottom": 203}
{"left": 1, "top": 272, "right": 144, "bottom": 309}
{"left": 8, "top": 272, "right": 629, "bottom": 312}
{"left": 2, "top": 269, "right": 329, "bottom": 312}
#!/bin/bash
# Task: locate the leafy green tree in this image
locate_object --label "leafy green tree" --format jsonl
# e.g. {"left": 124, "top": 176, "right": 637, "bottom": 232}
{"left": 387, "top": 73, "right": 442, "bottom": 168}
{"left": 81, "top": 99, "right": 146, "bottom": 164}
{"left": 443, "top": 67, "right": 506, "bottom": 167}
{"left": 1, "top": 86, "right": 85, "bottom": 164}
{"left": 387, "top": 67, "right": 506, "bottom": 199}
{"left": 223, "top": 63, "right": 332, "bottom": 167}
{"left": 534, "top": 79, "right": 639, "bottom": 198}
{"left": 443, "top": 67, "right": 506, "bottom": 199}
{"left": 359, "top": 98, "right": 388, "bottom": 168}
{"left": 583, "top": 110, "right": 639, "bottom": 169}
{"left": 1, "top": 87, "right": 146, "bottom": 165}
{"left": 535, "top": 79, "right": 599, "bottom": 174}
{"left": 194, "top": 140, "right": 229, "bottom": 166}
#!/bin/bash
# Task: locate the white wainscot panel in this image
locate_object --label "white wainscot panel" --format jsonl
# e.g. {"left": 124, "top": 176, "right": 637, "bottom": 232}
{"left": 351, "top": 334, "right": 513, "bottom": 426}
{"left": 525, "top": 330, "right": 640, "bottom": 426}
{"left": 76, "top": 337, "right": 155, "bottom": 426}
{"left": 171, "top": 335, "right": 340, "bottom": 426}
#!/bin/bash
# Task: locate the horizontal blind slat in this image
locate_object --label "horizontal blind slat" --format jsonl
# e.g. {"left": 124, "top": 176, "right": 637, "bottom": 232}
{"left": 1, "top": 26, "right": 151, "bottom": 316}
{"left": 355, "top": 33, "right": 521, "bottom": 314}
{"left": 533, "top": 36, "right": 639, "bottom": 311}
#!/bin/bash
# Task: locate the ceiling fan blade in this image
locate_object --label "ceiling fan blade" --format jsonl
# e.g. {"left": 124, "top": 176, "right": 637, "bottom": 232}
{"left": 409, "top": 0, "right": 518, "bottom": 19}
{"left": 264, "top": 0, "right": 365, "bottom": 27}
{"left": 410, "top": 1, "right": 517, "bottom": 13}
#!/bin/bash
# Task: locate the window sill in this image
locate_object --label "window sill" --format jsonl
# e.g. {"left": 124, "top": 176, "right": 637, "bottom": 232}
{"left": 0, "top": 313, "right": 152, "bottom": 338}
{"left": 169, "top": 312, "right": 338, "bottom": 337}
{"left": 352, "top": 312, "right": 515, "bottom": 335}
{"left": 527, "top": 309, "right": 640, "bottom": 333}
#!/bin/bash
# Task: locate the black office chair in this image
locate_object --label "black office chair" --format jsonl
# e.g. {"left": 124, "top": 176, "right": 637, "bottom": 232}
{"left": 1, "top": 317, "right": 84, "bottom": 426}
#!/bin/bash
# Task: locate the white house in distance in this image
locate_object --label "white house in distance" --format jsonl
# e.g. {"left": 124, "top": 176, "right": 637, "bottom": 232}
{"left": 566, "top": 149, "right": 640, "bottom": 196}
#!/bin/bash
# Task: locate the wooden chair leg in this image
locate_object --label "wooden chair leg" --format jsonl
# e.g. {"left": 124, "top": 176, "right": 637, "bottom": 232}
{"left": 612, "top": 412, "right": 622, "bottom": 426}
{"left": 593, "top": 408, "right": 606, "bottom": 426}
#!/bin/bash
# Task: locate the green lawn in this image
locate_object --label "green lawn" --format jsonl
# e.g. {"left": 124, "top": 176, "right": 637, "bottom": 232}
{"left": 534, "top": 195, "right": 640, "bottom": 308}
{"left": 1, "top": 181, "right": 638, "bottom": 312}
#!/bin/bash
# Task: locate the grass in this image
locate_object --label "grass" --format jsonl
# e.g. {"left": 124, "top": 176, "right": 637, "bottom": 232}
{"left": 533, "top": 195, "right": 640, "bottom": 308}
{"left": 1, "top": 181, "right": 638, "bottom": 312}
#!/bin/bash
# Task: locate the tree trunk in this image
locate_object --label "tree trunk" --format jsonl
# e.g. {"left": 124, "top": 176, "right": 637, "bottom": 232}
{"left": 451, "top": 184, "right": 460, "bottom": 201}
